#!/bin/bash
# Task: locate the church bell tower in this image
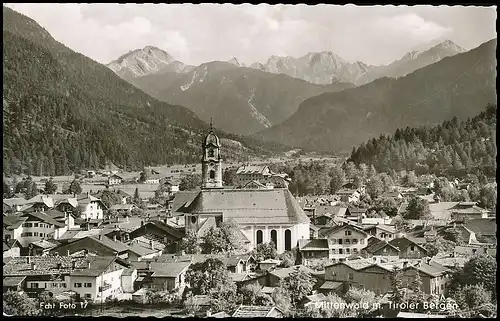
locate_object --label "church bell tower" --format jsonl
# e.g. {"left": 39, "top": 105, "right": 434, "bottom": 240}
{"left": 201, "top": 119, "right": 223, "bottom": 189}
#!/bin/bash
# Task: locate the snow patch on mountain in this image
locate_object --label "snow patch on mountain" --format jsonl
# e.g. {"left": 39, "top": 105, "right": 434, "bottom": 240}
{"left": 247, "top": 89, "right": 271, "bottom": 128}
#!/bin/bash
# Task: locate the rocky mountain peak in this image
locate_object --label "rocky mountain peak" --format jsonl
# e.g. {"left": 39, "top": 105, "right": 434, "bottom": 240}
{"left": 107, "top": 46, "right": 177, "bottom": 78}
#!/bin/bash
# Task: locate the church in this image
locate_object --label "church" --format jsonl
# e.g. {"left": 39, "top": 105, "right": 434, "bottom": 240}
{"left": 173, "top": 126, "right": 310, "bottom": 254}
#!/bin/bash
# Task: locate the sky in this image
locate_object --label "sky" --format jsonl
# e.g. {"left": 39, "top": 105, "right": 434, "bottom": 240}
{"left": 5, "top": 4, "right": 497, "bottom": 66}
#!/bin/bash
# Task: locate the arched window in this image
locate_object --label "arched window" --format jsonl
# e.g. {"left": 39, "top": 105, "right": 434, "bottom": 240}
{"left": 270, "top": 230, "right": 277, "bottom": 249}
{"left": 285, "top": 229, "right": 292, "bottom": 251}
{"left": 210, "top": 170, "right": 215, "bottom": 179}
{"left": 256, "top": 230, "right": 263, "bottom": 244}
{"left": 208, "top": 149, "right": 215, "bottom": 157}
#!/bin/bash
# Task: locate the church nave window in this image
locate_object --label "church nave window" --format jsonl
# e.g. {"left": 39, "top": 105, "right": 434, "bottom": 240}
{"left": 210, "top": 170, "right": 215, "bottom": 179}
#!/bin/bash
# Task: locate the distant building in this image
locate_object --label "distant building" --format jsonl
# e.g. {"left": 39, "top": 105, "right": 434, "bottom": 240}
{"left": 108, "top": 174, "right": 123, "bottom": 186}
{"left": 234, "top": 165, "right": 290, "bottom": 188}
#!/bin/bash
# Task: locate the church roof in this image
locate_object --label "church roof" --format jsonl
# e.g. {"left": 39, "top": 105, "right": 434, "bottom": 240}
{"left": 178, "top": 188, "right": 309, "bottom": 225}
{"left": 204, "top": 130, "right": 220, "bottom": 147}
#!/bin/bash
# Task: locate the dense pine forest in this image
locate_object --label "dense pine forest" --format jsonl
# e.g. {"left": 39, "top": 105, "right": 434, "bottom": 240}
{"left": 2, "top": 7, "right": 285, "bottom": 177}
{"left": 348, "top": 104, "right": 497, "bottom": 179}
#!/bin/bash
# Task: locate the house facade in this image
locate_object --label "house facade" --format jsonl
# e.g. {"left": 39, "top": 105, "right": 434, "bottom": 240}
{"left": 320, "top": 224, "right": 371, "bottom": 260}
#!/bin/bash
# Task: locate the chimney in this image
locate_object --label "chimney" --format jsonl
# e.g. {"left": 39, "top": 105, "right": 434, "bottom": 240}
{"left": 71, "top": 260, "right": 76, "bottom": 269}
{"left": 150, "top": 240, "right": 154, "bottom": 250}
{"left": 87, "top": 261, "right": 91, "bottom": 269}
{"left": 83, "top": 249, "right": 88, "bottom": 255}
{"left": 98, "top": 234, "right": 102, "bottom": 241}
{"left": 141, "top": 221, "right": 144, "bottom": 227}
{"left": 67, "top": 250, "right": 71, "bottom": 256}
{"left": 31, "top": 262, "right": 36, "bottom": 270}
{"left": 402, "top": 261, "right": 408, "bottom": 269}
{"left": 27, "top": 256, "right": 31, "bottom": 264}
{"left": 113, "top": 235, "right": 117, "bottom": 242}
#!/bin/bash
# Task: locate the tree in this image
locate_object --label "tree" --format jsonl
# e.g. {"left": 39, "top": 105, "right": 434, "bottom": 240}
{"left": 423, "top": 236, "right": 455, "bottom": 257}
{"left": 389, "top": 267, "right": 405, "bottom": 306}
{"left": 344, "top": 161, "right": 358, "bottom": 182}
{"left": 372, "top": 197, "right": 399, "bottom": 217}
{"left": 73, "top": 204, "right": 86, "bottom": 218}
{"left": 183, "top": 295, "right": 201, "bottom": 315}
{"left": 402, "top": 171, "right": 418, "bottom": 187}
{"left": 99, "top": 190, "right": 123, "bottom": 209}
{"left": 279, "top": 251, "right": 295, "bottom": 268}
{"left": 328, "top": 166, "right": 346, "bottom": 194}
{"left": 344, "top": 287, "right": 380, "bottom": 317}
{"left": 208, "top": 281, "right": 240, "bottom": 313}
{"left": 180, "top": 231, "right": 201, "bottom": 254}
{"left": 3, "top": 290, "right": 40, "bottom": 316}
{"left": 240, "top": 283, "right": 262, "bottom": 305}
{"left": 179, "top": 174, "right": 202, "bottom": 191}
{"left": 450, "top": 255, "right": 497, "bottom": 301}
{"left": 442, "top": 227, "right": 465, "bottom": 245}
{"left": 454, "top": 284, "right": 493, "bottom": 311}
{"left": 201, "top": 219, "right": 245, "bottom": 255}
{"left": 24, "top": 180, "right": 38, "bottom": 199}
{"left": 133, "top": 187, "right": 141, "bottom": 204}
{"left": 477, "top": 185, "right": 496, "bottom": 210}
{"left": 69, "top": 179, "right": 82, "bottom": 195}
{"left": 366, "top": 175, "right": 384, "bottom": 199}
{"left": 279, "top": 269, "right": 316, "bottom": 308}
{"left": 251, "top": 242, "right": 278, "bottom": 261}
{"left": 3, "top": 180, "right": 13, "bottom": 198}
{"left": 43, "top": 179, "right": 58, "bottom": 194}
{"left": 186, "top": 258, "right": 233, "bottom": 296}
{"left": 404, "top": 197, "right": 431, "bottom": 220}
{"left": 409, "top": 271, "right": 425, "bottom": 311}
{"left": 223, "top": 169, "right": 236, "bottom": 186}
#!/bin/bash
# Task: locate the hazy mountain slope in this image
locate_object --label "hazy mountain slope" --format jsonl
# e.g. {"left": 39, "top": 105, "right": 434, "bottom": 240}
{"left": 252, "top": 40, "right": 465, "bottom": 86}
{"left": 357, "top": 40, "right": 466, "bottom": 85}
{"left": 256, "top": 39, "right": 497, "bottom": 153}
{"left": 106, "top": 46, "right": 195, "bottom": 80}
{"left": 2, "top": 7, "right": 282, "bottom": 176}
{"left": 129, "top": 62, "right": 355, "bottom": 135}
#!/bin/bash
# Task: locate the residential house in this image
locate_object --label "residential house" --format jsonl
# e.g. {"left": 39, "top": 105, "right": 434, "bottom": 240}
{"left": 76, "top": 193, "right": 107, "bottom": 220}
{"left": 50, "top": 235, "right": 131, "bottom": 260}
{"left": 158, "top": 179, "right": 180, "bottom": 193}
{"left": 428, "top": 202, "right": 460, "bottom": 221}
{"left": 145, "top": 174, "right": 162, "bottom": 184}
{"left": 382, "top": 191, "right": 404, "bottom": 200}
{"left": 30, "top": 240, "right": 59, "bottom": 256}
{"left": 3, "top": 198, "right": 29, "bottom": 214}
{"left": 3, "top": 239, "right": 21, "bottom": 259}
{"left": 324, "top": 258, "right": 449, "bottom": 296}
{"left": 54, "top": 197, "right": 79, "bottom": 215}
{"left": 388, "top": 237, "right": 428, "bottom": 259}
{"left": 450, "top": 202, "right": 488, "bottom": 221}
{"left": 130, "top": 261, "right": 190, "bottom": 291}
{"left": 220, "top": 257, "right": 245, "bottom": 274}
{"left": 129, "top": 220, "right": 185, "bottom": 253}
{"left": 463, "top": 218, "right": 497, "bottom": 244}
{"left": 361, "top": 238, "right": 400, "bottom": 259}
{"left": 361, "top": 217, "right": 393, "bottom": 225}
{"left": 310, "top": 225, "right": 321, "bottom": 239}
{"left": 319, "top": 224, "right": 371, "bottom": 260}
{"left": 3, "top": 254, "right": 130, "bottom": 302}
{"left": 108, "top": 174, "right": 123, "bottom": 186}
{"left": 267, "top": 265, "right": 318, "bottom": 288}
{"left": 15, "top": 212, "right": 66, "bottom": 248}
{"left": 232, "top": 305, "right": 284, "bottom": 318}
{"left": 347, "top": 207, "right": 368, "bottom": 223}
{"left": 3, "top": 215, "right": 27, "bottom": 245}
{"left": 336, "top": 189, "right": 360, "bottom": 203}
{"left": 110, "top": 204, "right": 138, "bottom": 216}
{"left": 233, "top": 165, "right": 272, "bottom": 187}
{"left": 363, "top": 224, "right": 397, "bottom": 241}
{"left": 297, "top": 239, "right": 330, "bottom": 265}
{"left": 454, "top": 244, "right": 496, "bottom": 257}
{"left": 121, "top": 268, "right": 137, "bottom": 293}
{"left": 21, "top": 195, "right": 55, "bottom": 213}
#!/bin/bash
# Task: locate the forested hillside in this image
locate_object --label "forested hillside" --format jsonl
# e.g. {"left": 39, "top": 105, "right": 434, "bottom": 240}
{"left": 2, "top": 7, "right": 284, "bottom": 177}
{"left": 348, "top": 104, "right": 497, "bottom": 179}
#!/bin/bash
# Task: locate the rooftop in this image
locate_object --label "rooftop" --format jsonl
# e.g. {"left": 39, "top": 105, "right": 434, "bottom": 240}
{"left": 232, "top": 305, "right": 281, "bottom": 318}
{"left": 269, "top": 265, "right": 315, "bottom": 279}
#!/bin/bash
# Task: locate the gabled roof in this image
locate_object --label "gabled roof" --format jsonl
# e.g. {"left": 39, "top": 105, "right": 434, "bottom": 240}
{"left": 389, "top": 237, "right": 427, "bottom": 253}
{"left": 150, "top": 261, "right": 191, "bottom": 278}
{"left": 363, "top": 237, "right": 399, "bottom": 254}
{"left": 132, "top": 220, "right": 185, "bottom": 240}
{"left": 21, "top": 212, "right": 65, "bottom": 228}
{"left": 3, "top": 276, "right": 27, "bottom": 287}
{"left": 363, "top": 224, "right": 396, "bottom": 234}
{"left": 31, "top": 240, "right": 59, "bottom": 250}
{"left": 3, "top": 198, "right": 29, "bottom": 207}
{"left": 235, "top": 165, "right": 269, "bottom": 175}
{"left": 242, "top": 180, "right": 268, "bottom": 189}
{"left": 464, "top": 218, "right": 497, "bottom": 236}
{"left": 297, "top": 239, "right": 329, "bottom": 251}
{"left": 3, "top": 215, "right": 28, "bottom": 230}
{"left": 319, "top": 224, "right": 369, "bottom": 238}
{"left": 27, "top": 195, "right": 54, "bottom": 208}
{"left": 178, "top": 188, "right": 309, "bottom": 225}
{"left": 269, "top": 265, "right": 315, "bottom": 279}
{"left": 315, "top": 205, "right": 348, "bottom": 217}
{"left": 110, "top": 204, "right": 137, "bottom": 211}
{"left": 232, "top": 305, "right": 282, "bottom": 318}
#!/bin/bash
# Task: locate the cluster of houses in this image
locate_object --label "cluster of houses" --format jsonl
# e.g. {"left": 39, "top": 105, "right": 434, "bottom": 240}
{"left": 2, "top": 128, "right": 497, "bottom": 318}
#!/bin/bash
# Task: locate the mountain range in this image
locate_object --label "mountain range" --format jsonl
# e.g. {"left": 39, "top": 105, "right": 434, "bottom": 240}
{"left": 255, "top": 38, "right": 497, "bottom": 152}
{"left": 128, "top": 62, "right": 354, "bottom": 135}
{"left": 250, "top": 40, "right": 465, "bottom": 85}
{"left": 2, "top": 7, "right": 283, "bottom": 176}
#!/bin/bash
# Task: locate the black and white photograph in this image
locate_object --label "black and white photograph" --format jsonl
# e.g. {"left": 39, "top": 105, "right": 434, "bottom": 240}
{"left": 2, "top": 3, "right": 497, "bottom": 318}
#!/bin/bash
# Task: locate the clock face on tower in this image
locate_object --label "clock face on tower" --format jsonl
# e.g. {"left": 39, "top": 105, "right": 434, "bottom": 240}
{"left": 210, "top": 161, "right": 215, "bottom": 167}
{"left": 208, "top": 149, "right": 215, "bottom": 157}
